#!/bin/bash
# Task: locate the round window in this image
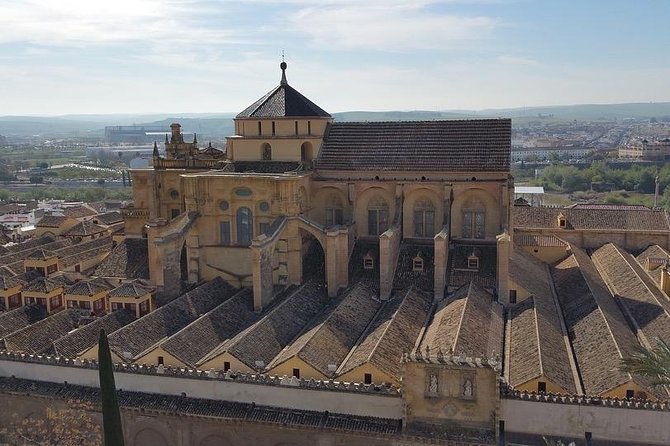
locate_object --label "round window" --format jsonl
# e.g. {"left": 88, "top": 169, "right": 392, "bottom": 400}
{"left": 259, "top": 201, "right": 270, "bottom": 212}
{"left": 219, "top": 200, "right": 230, "bottom": 211}
{"left": 169, "top": 189, "right": 179, "bottom": 200}
{"left": 234, "top": 187, "right": 252, "bottom": 197}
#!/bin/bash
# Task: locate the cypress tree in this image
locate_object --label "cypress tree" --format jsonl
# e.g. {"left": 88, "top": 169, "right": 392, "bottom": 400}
{"left": 98, "top": 329, "right": 125, "bottom": 446}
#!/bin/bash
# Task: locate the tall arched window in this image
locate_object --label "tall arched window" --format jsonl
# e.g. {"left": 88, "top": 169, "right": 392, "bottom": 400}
{"left": 462, "top": 198, "right": 486, "bottom": 239}
{"left": 236, "top": 207, "right": 253, "bottom": 245}
{"left": 367, "top": 196, "right": 389, "bottom": 235}
{"left": 301, "top": 141, "right": 313, "bottom": 163}
{"left": 325, "top": 194, "right": 344, "bottom": 227}
{"left": 413, "top": 198, "right": 435, "bottom": 238}
{"left": 261, "top": 143, "right": 272, "bottom": 160}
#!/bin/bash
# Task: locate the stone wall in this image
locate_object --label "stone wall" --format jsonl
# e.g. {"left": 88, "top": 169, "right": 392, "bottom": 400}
{"left": 0, "top": 354, "right": 402, "bottom": 419}
{"left": 501, "top": 393, "right": 670, "bottom": 445}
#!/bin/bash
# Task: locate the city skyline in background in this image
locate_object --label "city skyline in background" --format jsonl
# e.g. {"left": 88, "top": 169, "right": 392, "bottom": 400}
{"left": 2, "top": 0, "right": 670, "bottom": 115}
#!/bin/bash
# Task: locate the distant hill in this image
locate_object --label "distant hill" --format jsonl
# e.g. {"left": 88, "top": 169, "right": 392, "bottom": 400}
{"left": 468, "top": 102, "right": 670, "bottom": 121}
{"left": 2, "top": 102, "right": 669, "bottom": 139}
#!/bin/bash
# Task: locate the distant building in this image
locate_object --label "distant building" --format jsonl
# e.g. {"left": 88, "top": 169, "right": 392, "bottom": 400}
{"left": 511, "top": 146, "right": 593, "bottom": 161}
{"left": 619, "top": 138, "right": 670, "bottom": 160}
{"left": 104, "top": 125, "right": 169, "bottom": 143}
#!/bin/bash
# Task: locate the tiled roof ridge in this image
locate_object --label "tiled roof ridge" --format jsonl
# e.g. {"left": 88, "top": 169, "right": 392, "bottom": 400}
{"left": 224, "top": 279, "right": 326, "bottom": 369}
{"left": 592, "top": 244, "right": 670, "bottom": 350}
{"left": 359, "top": 288, "right": 415, "bottom": 366}
{"left": 614, "top": 244, "right": 670, "bottom": 318}
{"left": 338, "top": 118, "right": 511, "bottom": 125}
{"left": 530, "top": 295, "right": 544, "bottom": 378}
{"left": 271, "top": 279, "right": 379, "bottom": 373}
{"left": 451, "top": 281, "right": 485, "bottom": 355}
{"left": 161, "top": 288, "right": 254, "bottom": 366}
{"left": 570, "top": 248, "right": 629, "bottom": 365}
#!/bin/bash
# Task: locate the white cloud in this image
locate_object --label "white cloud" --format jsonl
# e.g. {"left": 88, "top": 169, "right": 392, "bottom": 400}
{"left": 287, "top": 2, "right": 500, "bottom": 51}
{"left": 0, "top": 0, "right": 235, "bottom": 47}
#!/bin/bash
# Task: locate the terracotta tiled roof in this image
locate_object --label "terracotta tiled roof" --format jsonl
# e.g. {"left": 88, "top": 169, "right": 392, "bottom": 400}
{"left": 592, "top": 243, "right": 670, "bottom": 344}
{"left": 220, "top": 280, "right": 329, "bottom": 370}
{"left": 161, "top": 289, "right": 258, "bottom": 367}
{"left": 108, "top": 278, "right": 237, "bottom": 361}
{"left": 507, "top": 248, "right": 577, "bottom": 393}
{"left": 36, "top": 215, "right": 71, "bottom": 228}
{"left": 317, "top": 119, "right": 511, "bottom": 172}
{"left": 93, "top": 238, "right": 149, "bottom": 279}
{"left": 94, "top": 211, "right": 123, "bottom": 225}
{"left": 236, "top": 79, "right": 331, "bottom": 118}
{"left": 566, "top": 203, "right": 651, "bottom": 211}
{"left": 52, "top": 309, "right": 135, "bottom": 358}
{"left": 420, "top": 281, "right": 503, "bottom": 358}
{"left": 269, "top": 278, "right": 382, "bottom": 377}
{"left": 27, "top": 248, "right": 57, "bottom": 260}
{"left": 3, "top": 236, "right": 53, "bottom": 253}
{"left": 107, "top": 280, "right": 153, "bottom": 298}
{"left": 61, "top": 220, "right": 107, "bottom": 237}
{"left": 514, "top": 233, "right": 569, "bottom": 248}
{"left": 3, "top": 309, "right": 81, "bottom": 354}
{"left": 0, "top": 274, "right": 21, "bottom": 290}
{"left": 57, "top": 236, "right": 113, "bottom": 269}
{"left": 23, "top": 276, "right": 69, "bottom": 294}
{"left": 62, "top": 205, "right": 97, "bottom": 219}
{"left": 551, "top": 248, "right": 649, "bottom": 396}
{"left": 635, "top": 245, "right": 670, "bottom": 284}
{"left": 65, "top": 278, "right": 111, "bottom": 296}
{"left": 338, "top": 287, "right": 432, "bottom": 382}
{"left": 513, "top": 206, "right": 670, "bottom": 231}
{"left": 0, "top": 304, "right": 47, "bottom": 339}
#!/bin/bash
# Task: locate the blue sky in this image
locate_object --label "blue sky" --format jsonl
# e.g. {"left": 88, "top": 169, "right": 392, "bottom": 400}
{"left": 1, "top": 0, "right": 669, "bottom": 115}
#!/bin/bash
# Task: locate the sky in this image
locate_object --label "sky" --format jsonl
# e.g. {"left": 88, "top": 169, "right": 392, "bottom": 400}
{"left": 1, "top": 0, "right": 669, "bottom": 115}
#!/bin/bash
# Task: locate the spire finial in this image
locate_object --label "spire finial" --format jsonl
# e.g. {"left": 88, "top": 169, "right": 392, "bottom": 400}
{"left": 193, "top": 133, "right": 198, "bottom": 144}
{"left": 280, "top": 51, "right": 287, "bottom": 85}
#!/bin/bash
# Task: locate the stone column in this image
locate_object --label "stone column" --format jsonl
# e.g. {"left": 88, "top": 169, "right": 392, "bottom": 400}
{"left": 496, "top": 232, "right": 511, "bottom": 304}
{"left": 433, "top": 227, "right": 449, "bottom": 301}
{"left": 379, "top": 226, "right": 401, "bottom": 300}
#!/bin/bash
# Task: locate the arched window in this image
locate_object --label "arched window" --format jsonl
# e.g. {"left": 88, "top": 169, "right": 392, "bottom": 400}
{"left": 261, "top": 143, "right": 272, "bottom": 160}
{"left": 413, "top": 198, "right": 435, "bottom": 238}
{"left": 301, "top": 141, "right": 313, "bottom": 163}
{"left": 236, "top": 207, "right": 253, "bottom": 245}
{"left": 325, "top": 193, "right": 344, "bottom": 227}
{"left": 462, "top": 198, "right": 486, "bottom": 239}
{"left": 367, "top": 196, "right": 389, "bottom": 235}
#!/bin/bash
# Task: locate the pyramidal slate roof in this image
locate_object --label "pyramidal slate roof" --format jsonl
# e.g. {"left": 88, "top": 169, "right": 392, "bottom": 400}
{"left": 317, "top": 119, "right": 511, "bottom": 172}
{"left": 236, "top": 63, "right": 331, "bottom": 119}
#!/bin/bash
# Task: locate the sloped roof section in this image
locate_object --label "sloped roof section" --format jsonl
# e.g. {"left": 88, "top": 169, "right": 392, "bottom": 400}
{"left": 236, "top": 65, "right": 331, "bottom": 119}
{"left": 0, "top": 304, "right": 47, "bottom": 340}
{"left": 93, "top": 238, "right": 149, "bottom": 280}
{"left": 108, "top": 278, "right": 237, "bottom": 360}
{"left": 53, "top": 309, "right": 135, "bottom": 358}
{"left": 269, "top": 278, "right": 381, "bottom": 377}
{"left": 3, "top": 309, "right": 81, "bottom": 354}
{"left": 513, "top": 207, "right": 670, "bottom": 231}
{"left": 420, "top": 281, "right": 503, "bottom": 358}
{"left": 317, "top": 119, "right": 511, "bottom": 172}
{"left": 338, "top": 286, "right": 432, "bottom": 381}
{"left": 162, "top": 289, "right": 258, "bottom": 367}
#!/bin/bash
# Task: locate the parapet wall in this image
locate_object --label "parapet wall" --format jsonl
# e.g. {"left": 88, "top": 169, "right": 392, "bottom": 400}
{"left": 501, "top": 391, "right": 670, "bottom": 445}
{"left": 0, "top": 352, "right": 402, "bottom": 419}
